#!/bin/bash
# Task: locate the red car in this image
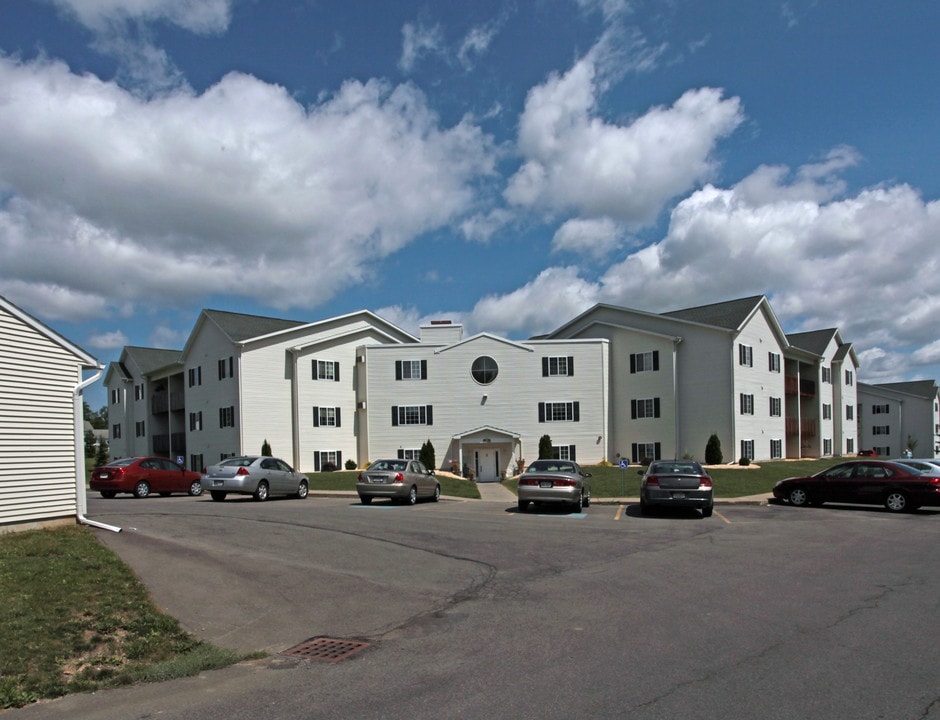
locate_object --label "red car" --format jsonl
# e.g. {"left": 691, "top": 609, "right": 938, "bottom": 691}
{"left": 773, "top": 460, "right": 940, "bottom": 513}
{"left": 90, "top": 456, "right": 203, "bottom": 498}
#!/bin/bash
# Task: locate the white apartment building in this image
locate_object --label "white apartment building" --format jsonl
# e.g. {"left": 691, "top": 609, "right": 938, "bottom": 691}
{"left": 857, "top": 380, "right": 940, "bottom": 458}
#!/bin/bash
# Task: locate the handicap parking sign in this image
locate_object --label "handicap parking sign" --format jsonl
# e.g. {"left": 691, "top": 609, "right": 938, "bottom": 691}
{"left": 177, "top": 455, "right": 184, "bottom": 466}
{"left": 619, "top": 458, "right": 629, "bottom": 469}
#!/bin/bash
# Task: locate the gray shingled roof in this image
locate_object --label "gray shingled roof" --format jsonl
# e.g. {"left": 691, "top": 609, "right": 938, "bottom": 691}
{"left": 871, "top": 379, "right": 939, "bottom": 399}
{"left": 787, "top": 329, "right": 837, "bottom": 356}
{"left": 204, "top": 309, "right": 307, "bottom": 343}
{"left": 124, "top": 346, "right": 182, "bottom": 373}
{"left": 662, "top": 295, "right": 764, "bottom": 330}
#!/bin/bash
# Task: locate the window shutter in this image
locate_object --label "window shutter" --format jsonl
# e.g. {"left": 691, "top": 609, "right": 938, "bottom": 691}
{"left": 312, "top": 360, "right": 317, "bottom": 380}
{"left": 631, "top": 400, "right": 637, "bottom": 419}
{"left": 313, "top": 407, "right": 320, "bottom": 427}
{"left": 395, "top": 361, "right": 402, "bottom": 380}
{"left": 654, "top": 398, "right": 660, "bottom": 418}
{"left": 572, "top": 402, "right": 580, "bottom": 421}
{"left": 538, "top": 402, "right": 545, "bottom": 422}
{"left": 570, "top": 446, "right": 577, "bottom": 461}
{"left": 654, "top": 442, "right": 661, "bottom": 460}
{"left": 630, "top": 354, "right": 636, "bottom": 374}
{"left": 426, "top": 405, "right": 433, "bottom": 426}
{"left": 567, "top": 356, "right": 574, "bottom": 376}
{"left": 421, "top": 360, "right": 428, "bottom": 379}
{"left": 652, "top": 351, "right": 659, "bottom": 371}
{"left": 392, "top": 406, "right": 399, "bottom": 426}
{"left": 314, "top": 451, "right": 321, "bottom": 472}
{"left": 631, "top": 443, "right": 638, "bottom": 463}
{"left": 397, "top": 449, "right": 405, "bottom": 459}
{"left": 337, "top": 451, "right": 342, "bottom": 468}
{"left": 542, "top": 357, "right": 549, "bottom": 377}
{"left": 335, "top": 407, "right": 341, "bottom": 427}
{"left": 334, "top": 362, "right": 340, "bottom": 382}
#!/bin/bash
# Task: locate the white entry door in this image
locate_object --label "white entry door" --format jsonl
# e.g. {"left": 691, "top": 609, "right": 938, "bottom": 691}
{"left": 475, "top": 449, "right": 499, "bottom": 482}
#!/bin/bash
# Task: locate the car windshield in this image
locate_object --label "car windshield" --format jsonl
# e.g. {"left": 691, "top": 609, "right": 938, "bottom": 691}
{"left": 106, "top": 458, "right": 137, "bottom": 467}
{"left": 219, "top": 457, "right": 256, "bottom": 467}
{"left": 650, "top": 462, "right": 703, "bottom": 474}
{"left": 369, "top": 460, "right": 407, "bottom": 472}
{"left": 526, "top": 461, "right": 575, "bottom": 473}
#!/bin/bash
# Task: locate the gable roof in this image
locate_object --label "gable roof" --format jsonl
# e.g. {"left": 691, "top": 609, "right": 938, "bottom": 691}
{"left": 123, "top": 346, "right": 182, "bottom": 374}
{"left": 203, "top": 309, "right": 309, "bottom": 343}
{"left": 868, "top": 379, "right": 939, "bottom": 400}
{"left": 787, "top": 329, "right": 838, "bottom": 356}
{"left": 0, "top": 294, "right": 99, "bottom": 368}
{"left": 662, "top": 295, "right": 766, "bottom": 330}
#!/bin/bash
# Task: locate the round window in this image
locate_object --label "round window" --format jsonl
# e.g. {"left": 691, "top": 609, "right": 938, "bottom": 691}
{"left": 471, "top": 355, "right": 499, "bottom": 385}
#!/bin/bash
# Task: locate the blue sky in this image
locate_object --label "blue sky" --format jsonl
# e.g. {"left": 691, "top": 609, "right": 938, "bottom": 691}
{"left": 1, "top": 0, "right": 938, "bottom": 410}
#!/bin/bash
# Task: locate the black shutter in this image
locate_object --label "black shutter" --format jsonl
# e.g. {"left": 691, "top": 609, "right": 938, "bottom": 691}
{"left": 335, "top": 407, "right": 341, "bottom": 427}
{"left": 313, "top": 406, "right": 320, "bottom": 427}
{"left": 337, "top": 451, "right": 342, "bottom": 468}
{"left": 426, "top": 405, "right": 433, "bottom": 426}
{"left": 334, "top": 362, "right": 340, "bottom": 382}
{"left": 312, "top": 360, "right": 317, "bottom": 379}
{"left": 572, "top": 402, "right": 580, "bottom": 421}
{"left": 542, "top": 357, "right": 549, "bottom": 377}
{"left": 392, "top": 406, "right": 399, "bottom": 426}
{"left": 652, "top": 351, "right": 659, "bottom": 371}
{"left": 631, "top": 443, "right": 638, "bottom": 463}
{"left": 654, "top": 442, "right": 661, "bottom": 460}
{"left": 538, "top": 402, "right": 545, "bottom": 422}
{"left": 568, "top": 356, "right": 574, "bottom": 376}
{"left": 630, "top": 354, "right": 636, "bottom": 374}
{"left": 397, "top": 449, "right": 405, "bottom": 459}
{"left": 314, "top": 451, "right": 321, "bottom": 472}
{"left": 570, "top": 446, "right": 576, "bottom": 461}
{"left": 631, "top": 399, "right": 637, "bottom": 419}
{"left": 654, "top": 398, "right": 660, "bottom": 418}
{"left": 395, "top": 361, "right": 402, "bottom": 380}
{"left": 421, "top": 360, "right": 428, "bottom": 379}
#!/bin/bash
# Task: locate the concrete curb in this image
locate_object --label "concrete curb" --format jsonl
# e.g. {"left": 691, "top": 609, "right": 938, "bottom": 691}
{"left": 306, "top": 490, "right": 774, "bottom": 505}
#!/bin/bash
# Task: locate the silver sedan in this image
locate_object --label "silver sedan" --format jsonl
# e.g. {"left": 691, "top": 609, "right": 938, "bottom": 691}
{"left": 639, "top": 460, "right": 714, "bottom": 517}
{"left": 516, "top": 459, "right": 592, "bottom": 512}
{"left": 356, "top": 459, "right": 440, "bottom": 505}
{"left": 203, "top": 456, "right": 309, "bottom": 502}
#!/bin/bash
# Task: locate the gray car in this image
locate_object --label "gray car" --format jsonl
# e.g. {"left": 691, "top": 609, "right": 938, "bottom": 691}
{"left": 203, "top": 456, "right": 309, "bottom": 502}
{"left": 639, "top": 460, "right": 714, "bottom": 517}
{"left": 356, "top": 459, "right": 440, "bottom": 505}
{"left": 516, "top": 459, "right": 591, "bottom": 512}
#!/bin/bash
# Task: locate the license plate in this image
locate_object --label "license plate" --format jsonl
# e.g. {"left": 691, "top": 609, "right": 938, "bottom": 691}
{"left": 672, "top": 492, "right": 686, "bottom": 499}
{"left": 370, "top": 477, "right": 386, "bottom": 484}
{"left": 98, "top": 473, "right": 109, "bottom": 480}
{"left": 212, "top": 480, "right": 224, "bottom": 486}
{"left": 539, "top": 481, "right": 553, "bottom": 488}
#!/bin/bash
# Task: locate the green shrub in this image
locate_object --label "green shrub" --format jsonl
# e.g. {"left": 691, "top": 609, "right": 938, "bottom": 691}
{"left": 705, "top": 434, "right": 723, "bottom": 465}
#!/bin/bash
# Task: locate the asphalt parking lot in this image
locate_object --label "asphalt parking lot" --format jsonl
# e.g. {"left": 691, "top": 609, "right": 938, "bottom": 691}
{"left": 12, "top": 493, "right": 940, "bottom": 720}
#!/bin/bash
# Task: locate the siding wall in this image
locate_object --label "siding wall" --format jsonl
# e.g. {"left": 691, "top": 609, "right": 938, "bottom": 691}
{"left": 0, "top": 307, "right": 83, "bottom": 524}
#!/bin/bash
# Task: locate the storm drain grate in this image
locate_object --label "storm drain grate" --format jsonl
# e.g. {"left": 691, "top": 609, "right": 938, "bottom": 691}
{"left": 281, "top": 637, "right": 371, "bottom": 663}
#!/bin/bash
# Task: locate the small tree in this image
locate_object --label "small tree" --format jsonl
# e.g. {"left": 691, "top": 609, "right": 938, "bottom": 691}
{"left": 705, "top": 434, "right": 723, "bottom": 465}
{"left": 419, "top": 439, "right": 436, "bottom": 470}
{"left": 906, "top": 435, "right": 919, "bottom": 454}
{"left": 261, "top": 439, "right": 272, "bottom": 456}
{"left": 84, "top": 430, "right": 97, "bottom": 457}
{"left": 95, "top": 440, "right": 109, "bottom": 467}
{"left": 538, "top": 434, "right": 553, "bottom": 460}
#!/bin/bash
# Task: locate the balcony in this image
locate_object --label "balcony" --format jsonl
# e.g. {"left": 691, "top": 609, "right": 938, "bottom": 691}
{"left": 784, "top": 376, "right": 816, "bottom": 397}
{"left": 786, "top": 417, "right": 817, "bottom": 438}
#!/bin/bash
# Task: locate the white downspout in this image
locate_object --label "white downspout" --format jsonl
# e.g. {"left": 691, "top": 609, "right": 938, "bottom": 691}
{"left": 74, "top": 369, "right": 122, "bottom": 533}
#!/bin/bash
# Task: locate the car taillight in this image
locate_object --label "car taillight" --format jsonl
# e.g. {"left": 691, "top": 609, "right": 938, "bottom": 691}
{"left": 700, "top": 477, "right": 713, "bottom": 487}
{"left": 554, "top": 478, "right": 576, "bottom": 486}
{"left": 393, "top": 472, "right": 404, "bottom": 483}
{"left": 645, "top": 475, "right": 659, "bottom": 486}
{"left": 929, "top": 476, "right": 940, "bottom": 486}
{"left": 236, "top": 467, "right": 250, "bottom": 476}
{"left": 518, "top": 478, "right": 537, "bottom": 485}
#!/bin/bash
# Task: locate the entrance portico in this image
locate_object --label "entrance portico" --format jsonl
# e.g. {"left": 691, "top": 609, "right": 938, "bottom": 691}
{"left": 450, "top": 426, "right": 522, "bottom": 482}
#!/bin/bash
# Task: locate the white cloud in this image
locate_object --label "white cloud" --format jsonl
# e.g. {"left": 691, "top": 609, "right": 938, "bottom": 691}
{"left": 399, "top": 20, "right": 445, "bottom": 73}
{"left": 46, "top": 0, "right": 232, "bottom": 34}
{"left": 552, "top": 218, "right": 625, "bottom": 259}
{"left": 505, "top": 52, "right": 743, "bottom": 226}
{"left": 0, "top": 56, "right": 495, "bottom": 316}
{"left": 87, "top": 329, "right": 129, "bottom": 349}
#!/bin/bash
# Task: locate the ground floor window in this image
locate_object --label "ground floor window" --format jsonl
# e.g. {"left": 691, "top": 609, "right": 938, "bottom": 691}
{"left": 189, "top": 453, "right": 203, "bottom": 472}
{"left": 770, "top": 439, "right": 782, "bottom": 459}
{"left": 740, "top": 439, "right": 754, "bottom": 461}
{"left": 397, "top": 448, "right": 420, "bottom": 460}
{"left": 873, "top": 446, "right": 890, "bottom": 456}
{"left": 846, "top": 438, "right": 855, "bottom": 454}
{"left": 314, "top": 450, "right": 342, "bottom": 471}
{"left": 823, "top": 438, "right": 832, "bottom": 455}
{"left": 552, "top": 444, "right": 576, "bottom": 461}
{"left": 631, "top": 442, "right": 661, "bottom": 464}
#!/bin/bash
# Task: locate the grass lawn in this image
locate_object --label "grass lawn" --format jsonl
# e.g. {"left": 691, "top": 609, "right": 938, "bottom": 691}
{"left": 0, "top": 525, "right": 252, "bottom": 710}
{"left": 306, "top": 470, "right": 482, "bottom": 499}
{"left": 502, "top": 458, "right": 839, "bottom": 498}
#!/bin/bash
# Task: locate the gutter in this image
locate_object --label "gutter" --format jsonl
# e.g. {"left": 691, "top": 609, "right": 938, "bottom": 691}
{"left": 74, "top": 369, "right": 122, "bottom": 533}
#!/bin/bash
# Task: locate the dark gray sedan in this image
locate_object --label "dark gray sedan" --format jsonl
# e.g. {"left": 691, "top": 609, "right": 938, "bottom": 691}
{"left": 639, "top": 460, "right": 714, "bottom": 517}
{"left": 203, "top": 456, "right": 309, "bottom": 502}
{"left": 356, "top": 459, "right": 440, "bottom": 505}
{"left": 516, "top": 459, "right": 591, "bottom": 512}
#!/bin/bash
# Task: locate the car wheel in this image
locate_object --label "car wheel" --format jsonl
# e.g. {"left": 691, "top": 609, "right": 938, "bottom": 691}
{"left": 359, "top": 495, "right": 373, "bottom": 505}
{"left": 133, "top": 480, "right": 150, "bottom": 499}
{"left": 884, "top": 491, "right": 909, "bottom": 513}
{"left": 432, "top": 484, "right": 441, "bottom": 502}
{"left": 571, "top": 492, "right": 583, "bottom": 513}
{"left": 788, "top": 487, "right": 810, "bottom": 507}
{"left": 99, "top": 491, "right": 117, "bottom": 499}
{"left": 702, "top": 505, "right": 714, "bottom": 518}
{"left": 189, "top": 480, "right": 203, "bottom": 496}
{"left": 406, "top": 485, "right": 417, "bottom": 505}
{"left": 297, "top": 480, "right": 308, "bottom": 499}
{"left": 584, "top": 489, "right": 591, "bottom": 507}
{"left": 254, "top": 481, "right": 269, "bottom": 502}
{"left": 210, "top": 491, "right": 227, "bottom": 502}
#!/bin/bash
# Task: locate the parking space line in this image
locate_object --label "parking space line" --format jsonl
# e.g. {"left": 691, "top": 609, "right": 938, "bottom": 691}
{"left": 714, "top": 509, "right": 731, "bottom": 524}
{"left": 614, "top": 504, "right": 625, "bottom": 521}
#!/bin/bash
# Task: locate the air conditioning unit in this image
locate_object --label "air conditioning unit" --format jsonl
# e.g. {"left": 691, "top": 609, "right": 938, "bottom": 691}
{"left": 357, "top": 401, "right": 366, "bottom": 409}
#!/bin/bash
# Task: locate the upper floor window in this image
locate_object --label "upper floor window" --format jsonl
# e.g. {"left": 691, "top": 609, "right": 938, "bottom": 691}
{"left": 189, "top": 411, "right": 203, "bottom": 431}
{"left": 396, "top": 360, "right": 427, "bottom": 380}
{"left": 219, "top": 406, "right": 235, "bottom": 428}
{"left": 769, "top": 397, "right": 782, "bottom": 417}
{"left": 739, "top": 393, "right": 754, "bottom": 415}
{"left": 872, "top": 425, "right": 890, "bottom": 435}
{"left": 846, "top": 405, "right": 854, "bottom": 421}
{"left": 768, "top": 352, "right": 781, "bottom": 373}
{"left": 134, "top": 383, "right": 145, "bottom": 400}
{"left": 218, "top": 356, "right": 234, "bottom": 380}
{"left": 821, "top": 367, "right": 832, "bottom": 384}
{"left": 822, "top": 403, "right": 832, "bottom": 420}
{"left": 844, "top": 370, "right": 854, "bottom": 386}
{"left": 538, "top": 401, "right": 580, "bottom": 422}
{"left": 313, "top": 359, "right": 340, "bottom": 382}
{"left": 313, "top": 406, "right": 341, "bottom": 427}
{"left": 631, "top": 398, "right": 661, "bottom": 419}
{"left": 630, "top": 351, "right": 659, "bottom": 373}
{"left": 543, "top": 356, "right": 574, "bottom": 377}
{"left": 872, "top": 403, "right": 890, "bottom": 414}
{"left": 738, "top": 344, "right": 753, "bottom": 367}
{"left": 111, "top": 423, "right": 122, "bottom": 439}
{"left": 110, "top": 388, "right": 122, "bottom": 405}
{"left": 188, "top": 366, "right": 202, "bottom": 387}
{"left": 135, "top": 421, "right": 145, "bottom": 437}
{"left": 391, "top": 404, "right": 433, "bottom": 426}
{"left": 471, "top": 356, "right": 498, "bottom": 385}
